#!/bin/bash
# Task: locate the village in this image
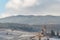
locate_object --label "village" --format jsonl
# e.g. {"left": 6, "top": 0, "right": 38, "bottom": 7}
{"left": 0, "top": 24, "right": 60, "bottom": 40}
{"left": 28, "top": 25, "right": 60, "bottom": 40}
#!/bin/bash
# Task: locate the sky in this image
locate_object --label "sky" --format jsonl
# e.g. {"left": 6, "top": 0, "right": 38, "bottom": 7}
{"left": 0, "top": 0, "right": 60, "bottom": 18}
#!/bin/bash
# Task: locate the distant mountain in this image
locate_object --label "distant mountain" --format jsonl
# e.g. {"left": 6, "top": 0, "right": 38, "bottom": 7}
{"left": 0, "top": 15, "right": 60, "bottom": 25}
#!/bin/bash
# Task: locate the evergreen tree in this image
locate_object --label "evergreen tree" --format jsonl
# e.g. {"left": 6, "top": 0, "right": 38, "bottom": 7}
{"left": 51, "top": 30, "right": 55, "bottom": 36}
{"left": 57, "top": 31, "right": 59, "bottom": 36}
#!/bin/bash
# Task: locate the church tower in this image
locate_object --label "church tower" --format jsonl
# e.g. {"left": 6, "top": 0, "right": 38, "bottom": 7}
{"left": 41, "top": 25, "right": 47, "bottom": 36}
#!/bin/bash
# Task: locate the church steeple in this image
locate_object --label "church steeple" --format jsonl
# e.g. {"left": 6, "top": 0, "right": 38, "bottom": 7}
{"left": 41, "top": 25, "right": 47, "bottom": 36}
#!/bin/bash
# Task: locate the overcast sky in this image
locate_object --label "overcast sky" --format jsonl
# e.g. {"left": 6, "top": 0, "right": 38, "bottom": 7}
{"left": 0, "top": 0, "right": 60, "bottom": 18}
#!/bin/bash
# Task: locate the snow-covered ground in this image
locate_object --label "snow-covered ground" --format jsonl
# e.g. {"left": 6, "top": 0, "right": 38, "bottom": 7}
{"left": 0, "top": 29, "right": 35, "bottom": 40}
{"left": 0, "top": 29, "right": 60, "bottom": 40}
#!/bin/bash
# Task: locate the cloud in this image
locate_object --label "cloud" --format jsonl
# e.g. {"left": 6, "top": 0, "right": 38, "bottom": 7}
{"left": 6, "top": 0, "right": 23, "bottom": 10}
{"left": 0, "top": 12, "right": 19, "bottom": 18}
{"left": 43, "top": 1, "right": 60, "bottom": 15}
{"left": 1, "top": 0, "right": 60, "bottom": 18}
{"left": 0, "top": 12, "right": 11, "bottom": 18}
{"left": 6, "top": 0, "right": 38, "bottom": 10}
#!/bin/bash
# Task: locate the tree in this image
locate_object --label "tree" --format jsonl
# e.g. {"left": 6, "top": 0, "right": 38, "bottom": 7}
{"left": 57, "top": 31, "right": 59, "bottom": 36}
{"left": 51, "top": 30, "right": 55, "bottom": 36}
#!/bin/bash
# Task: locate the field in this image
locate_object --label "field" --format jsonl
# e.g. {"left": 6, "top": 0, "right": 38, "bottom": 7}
{"left": 0, "top": 29, "right": 60, "bottom": 40}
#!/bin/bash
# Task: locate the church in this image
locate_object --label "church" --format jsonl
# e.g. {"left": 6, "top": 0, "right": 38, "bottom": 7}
{"left": 31, "top": 25, "right": 60, "bottom": 40}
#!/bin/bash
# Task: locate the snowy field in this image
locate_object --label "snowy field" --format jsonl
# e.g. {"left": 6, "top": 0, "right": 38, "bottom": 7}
{"left": 0, "top": 29, "right": 35, "bottom": 40}
{"left": 0, "top": 29, "right": 60, "bottom": 40}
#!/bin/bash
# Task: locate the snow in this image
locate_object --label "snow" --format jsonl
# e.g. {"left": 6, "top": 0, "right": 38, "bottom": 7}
{"left": 0, "top": 29, "right": 60, "bottom": 40}
{"left": 41, "top": 37, "right": 60, "bottom": 40}
{"left": 49, "top": 38, "right": 60, "bottom": 40}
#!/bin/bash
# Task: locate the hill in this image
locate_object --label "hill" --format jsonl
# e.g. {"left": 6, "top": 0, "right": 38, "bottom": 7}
{"left": 0, "top": 15, "right": 60, "bottom": 25}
